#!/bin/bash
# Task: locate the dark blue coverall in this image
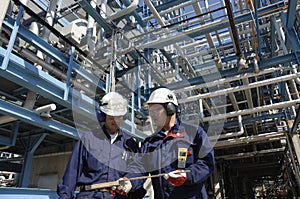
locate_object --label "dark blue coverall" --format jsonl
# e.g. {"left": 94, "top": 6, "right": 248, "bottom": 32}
{"left": 57, "top": 127, "right": 145, "bottom": 199}
{"left": 128, "top": 119, "right": 215, "bottom": 199}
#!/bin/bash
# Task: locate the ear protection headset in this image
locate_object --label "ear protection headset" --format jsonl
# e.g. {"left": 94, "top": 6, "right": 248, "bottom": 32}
{"left": 164, "top": 94, "right": 177, "bottom": 116}
{"left": 164, "top": 102, "right": 177, "bottom": 116}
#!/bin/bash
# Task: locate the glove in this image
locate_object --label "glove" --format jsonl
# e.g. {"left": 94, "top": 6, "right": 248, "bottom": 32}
{"left": 115, "top": 177, "right": 132, "bottom": 196}
{"left": 164, "top": 169, "right": 186, "bottom": 186}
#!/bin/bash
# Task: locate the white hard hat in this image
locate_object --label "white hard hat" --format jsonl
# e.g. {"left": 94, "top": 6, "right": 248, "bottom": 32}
{"left": 99, "top": 92, "right": 127, "bottom": 116}
{"left": 147, "top": 88, "right": 178, "bottom": 106}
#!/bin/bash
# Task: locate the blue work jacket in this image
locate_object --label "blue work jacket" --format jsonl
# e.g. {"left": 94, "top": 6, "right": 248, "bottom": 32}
{"left": 57, "top": 126, "right": 142, "bottom": 199}
{"left": 129, "top": 119, "right": 215, "bottom": 199}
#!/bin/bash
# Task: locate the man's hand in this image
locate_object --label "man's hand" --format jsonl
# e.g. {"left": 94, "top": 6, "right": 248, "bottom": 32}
{"left": 115, "top": 177, "right": 132, "bottom": 195}
{"left": 164, "top": 169, "right": 187, "bottom": 186}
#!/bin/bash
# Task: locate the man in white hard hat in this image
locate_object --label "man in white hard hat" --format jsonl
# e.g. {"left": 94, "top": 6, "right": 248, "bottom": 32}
{"left": 127, "top": 87, "right": 215, "bottom": 199}
{"left": 57, "top": 92, "right": 145, "bottom": 199}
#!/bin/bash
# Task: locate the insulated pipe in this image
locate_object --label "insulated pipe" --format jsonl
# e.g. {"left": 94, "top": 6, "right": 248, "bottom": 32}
{"left": 214, "top": 131, "right": 285, "bottom": 149}
{"left": 173, "top": 68, "right": 281, "bottom": 94}
{"left": 87, "top": 0, "right": 97, "bottom": 37}
{"left": 181, "top": 21, "right": 272, "bottom": 51}
{"left": 143, "top": 0, "right": 202, "bottom": 21}
{"left": 40, "top": 0, "right": 58, "bottom": 41}
{"left": 179, "top": 72, "right": 300, "bottom": 103}
{"left": 202, "top": 99, "right": 300, "bottom": 122}
{"left": 107, "top": 0, "right": 139, "bottom": 21}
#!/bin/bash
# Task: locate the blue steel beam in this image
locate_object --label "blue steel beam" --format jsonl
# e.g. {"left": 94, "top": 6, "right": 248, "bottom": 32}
{"left": 286, "top": 0, "right": 297, "bottom": 30}
{"left": 1, "top": 6, "right": 24, "bottom": 70}
{"left": 0, "top": 48, "right": 147, "bottom": 139}
{"left": 270, "top": 17, "right": 276, "bottom": 57}
{"left": 19, "top": 133, "right": 47, "bottom": 187}
{"left": 0, "top": 122, "right": 19, "bottom": 146}
{"left": 0, "top": 98, "right": 78, "bottom": 139}
{"left": 0, "top": 47, "right": 97, "bottom": 123}
{"left": 281, "top": 12, "right": 300, "bottom": 52}
{"left": 3, "top": 15, "right": 106, "bottom": 92}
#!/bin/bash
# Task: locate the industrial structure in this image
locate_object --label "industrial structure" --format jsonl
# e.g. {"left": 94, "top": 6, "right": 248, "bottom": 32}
{"left": 0, "top": 0, "right": 300, "bottom": 198}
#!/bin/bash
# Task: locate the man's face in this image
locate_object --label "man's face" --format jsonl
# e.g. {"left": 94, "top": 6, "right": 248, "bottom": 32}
{"left": 105, "top": 115, "right": 124, "bottom": 134}
{"left": 148, "top": 104, "right": 167, "bottom": 128}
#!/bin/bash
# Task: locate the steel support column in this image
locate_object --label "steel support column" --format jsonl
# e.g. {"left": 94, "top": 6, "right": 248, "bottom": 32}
{"left": 18, "top": 133, "right": 47, "bottom": 187}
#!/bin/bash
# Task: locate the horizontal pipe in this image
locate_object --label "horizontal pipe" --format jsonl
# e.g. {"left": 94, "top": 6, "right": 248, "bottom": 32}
{"left": 107, "top": 0, "right": 138, "bottom": 21}
{"left": 203, "top": 99, "right": 300, "bottom": 122}
{"left": 214, "top": 131, "right": 285, "bottom": 149}
{"left": 179, "top": 72, "right": 300, "bottom": 103}
{"left": 173, "top": 67, "right": 280, "bottom": 94}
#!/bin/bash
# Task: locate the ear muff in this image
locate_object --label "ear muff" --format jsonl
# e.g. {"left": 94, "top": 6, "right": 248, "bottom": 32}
{"left": 164, "top": 102, "right": 176, "bottom": 116}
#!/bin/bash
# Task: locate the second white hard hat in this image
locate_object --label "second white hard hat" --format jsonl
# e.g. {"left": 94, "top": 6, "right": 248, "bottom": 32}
{"left": 99, "top": 92, "right": 127, "bottom": 116}
{"left": 147, "top": 88, "right": 178, "bottom": 106}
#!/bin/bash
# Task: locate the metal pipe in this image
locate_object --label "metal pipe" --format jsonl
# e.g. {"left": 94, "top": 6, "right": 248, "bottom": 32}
{"left": 178, "top": 71, "right": 298, "bottom": 103}
{"left": 214, "top": 131, "right": 285, "bottom": 149}
{"left": 107, "top": 0, "right": 139, "bottom": 21}
{"left": 202, "top": 99, "right": 300, "bottom": 122}
{"left": 87, "top": 0, "right": 96, "bottom": 37}
{"left": 224, "top": 0, "right": 242, "bottom": 58}
{"left": 125, "top": 10, "right": 281, "bottom": 56}
{"left": 40, "top": 0, "right": 58, "bottom": 41}
{"left": 247, "top": 0, "right": 259, "bottom": 60}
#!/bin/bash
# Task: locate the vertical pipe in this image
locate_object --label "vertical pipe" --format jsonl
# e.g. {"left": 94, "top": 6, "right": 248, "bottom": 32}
{"left": 131, "top": 93, "right": 135, "bottom": 134}
{"left": 105, "top": 73, "right": 110, "bottom": 93}
{"left": 199, "top": 99, "right": 204, "bottom": 119}
{"left": 253, "top": 0, "right": 261, "bottom": 58}
{"left": 137, "top": 59, "right": 141, "bottom": 109}
{"left": 41, "top": 0, "right": 58, "bottom": 41}
{"left": 87, "top": 0, "right": 97, "bottom": 37}
{"left": 224, "top": 0, "right": 242, "bottom": 58}
{"left": 64, "top": 46, "right": 75, "bottom": 100}
{"left": 247, "top": 0, "right": 259, "bottom": 60}
{"left": 131, "top": 77, "right": 135, "bottom": 135}
{"left": 109, "top": 30, "right": 116, "bottom": 92}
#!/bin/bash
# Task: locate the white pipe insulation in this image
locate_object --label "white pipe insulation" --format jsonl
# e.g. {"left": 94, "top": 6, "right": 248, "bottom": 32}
{"left": 178, "top": 72, "right": 300, "bottom": 103}
{"left": 107, "top": 0, "right": 139, "bottom": 21}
